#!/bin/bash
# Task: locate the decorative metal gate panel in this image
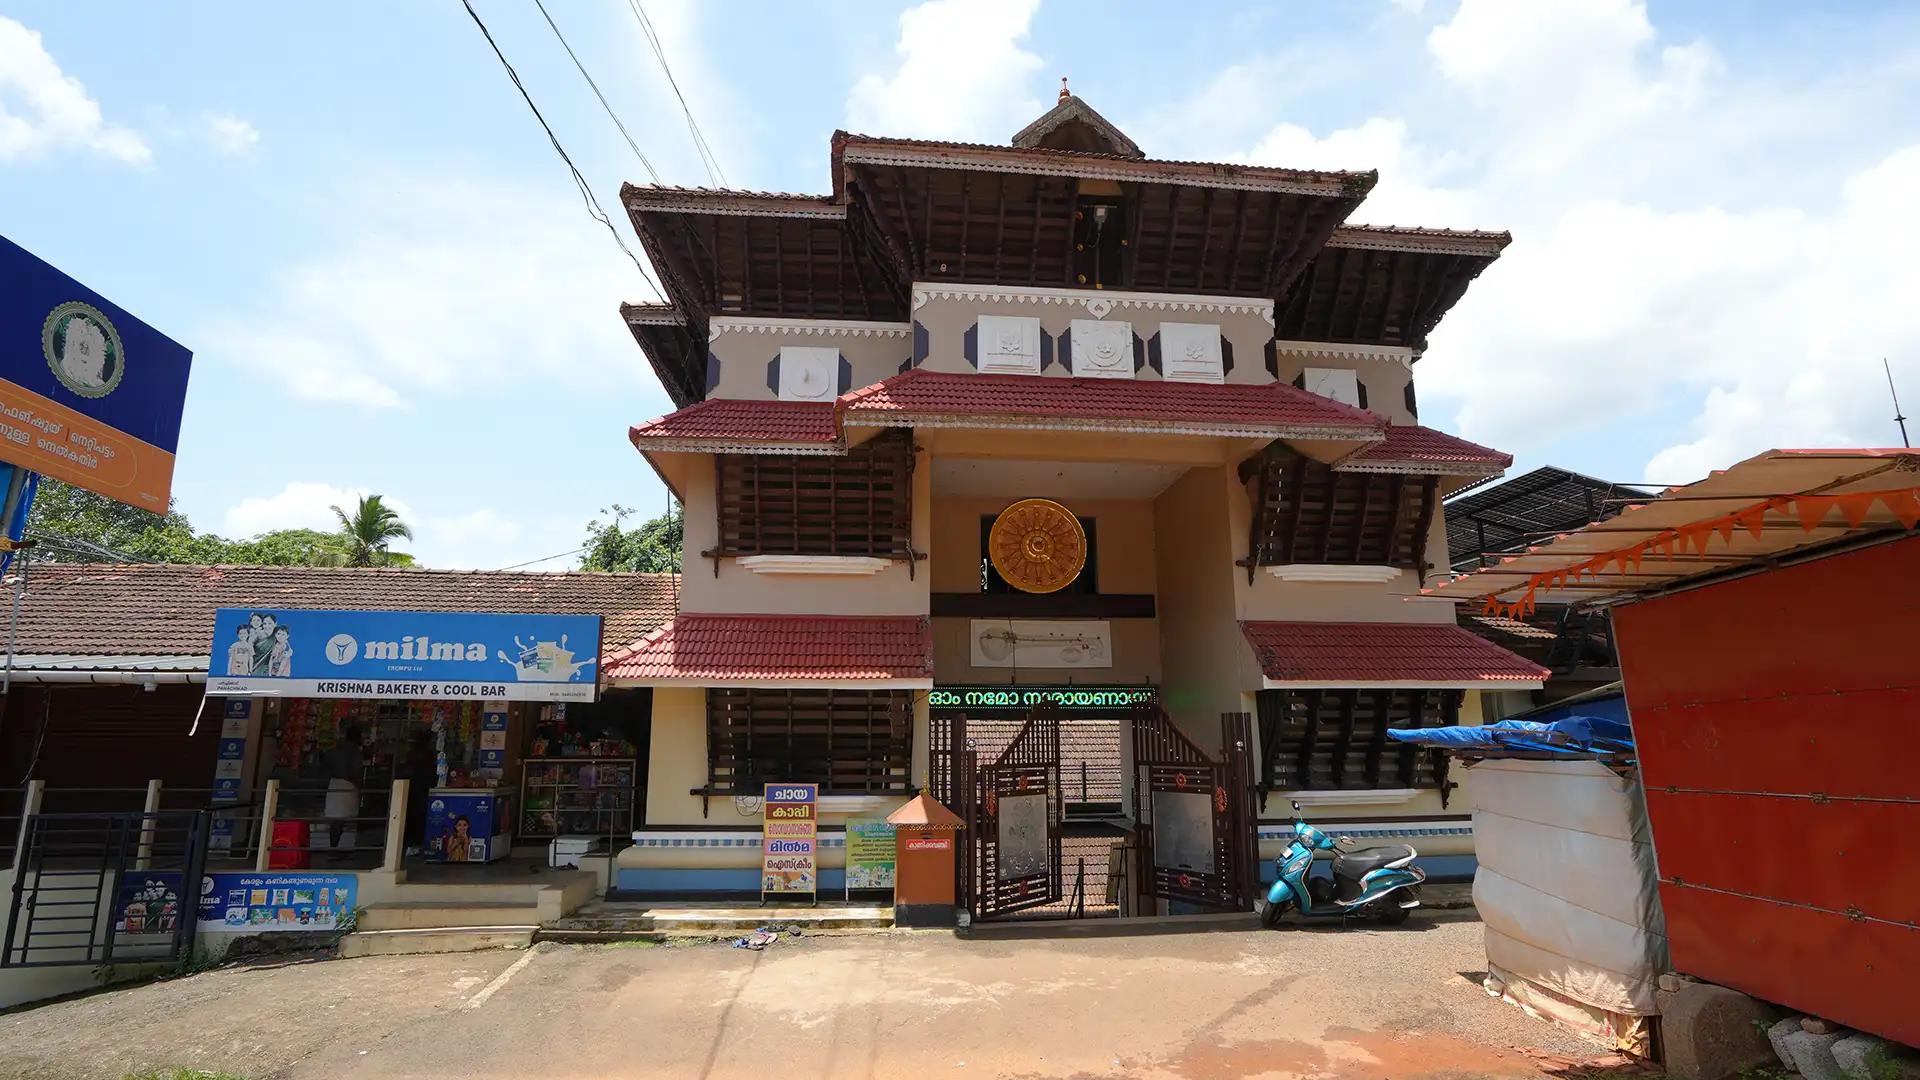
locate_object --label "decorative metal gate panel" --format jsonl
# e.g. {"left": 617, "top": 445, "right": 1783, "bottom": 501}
{"left": 4, "top": 810, "right": 209, "bottom": 968}
{"left": 1130, "top": 706, "right": 1257, "bottom": 911}
{"left": 971, "top": 703, "right": 1062, "bottom": 920}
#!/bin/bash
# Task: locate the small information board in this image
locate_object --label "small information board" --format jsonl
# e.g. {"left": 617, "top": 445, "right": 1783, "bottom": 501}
{"left": 845, "top": 819, "right": 897, "bottom": 897}
{"left": 761, "top": 783, "right": 818, "bottom": 902}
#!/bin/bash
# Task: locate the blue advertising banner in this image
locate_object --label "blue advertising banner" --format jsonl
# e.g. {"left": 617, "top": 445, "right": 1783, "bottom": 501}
{"left": 1, "top": 235, "right": 193, "bottom": 512}
{"left": 206, "top": 608, "right": 602, "bottom": 702}
{"left": 197, "top": 871, "right": 356, "bottom": 933}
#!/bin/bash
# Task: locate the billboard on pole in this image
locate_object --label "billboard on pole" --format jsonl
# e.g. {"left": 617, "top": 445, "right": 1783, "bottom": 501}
{"left": 1, "top": 235, "right": 193, "bottom": 513}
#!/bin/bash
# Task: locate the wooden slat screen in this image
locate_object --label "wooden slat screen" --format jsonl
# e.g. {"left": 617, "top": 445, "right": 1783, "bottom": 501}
{"left": 1244, "top": 451, "right": 1436, "bottom": 568}
{"left": 712, "top": 431, "right": 914, "bottom": 559}
{"left": 706, "top": 688, "right": 913, "bottom": 795}
{"left": 1255, "top": 688, "right": 1462, "bottom": 793}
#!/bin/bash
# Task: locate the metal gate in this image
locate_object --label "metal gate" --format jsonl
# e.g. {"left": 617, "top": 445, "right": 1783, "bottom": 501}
{"left": 4, "top": 810, "right": 210, "bottom": 968}
{"left": 963, "top": 703, "right": 1063, "bottom": 921}
{"left": 1130, "top": 706, "right": 1257, "bottom": 911}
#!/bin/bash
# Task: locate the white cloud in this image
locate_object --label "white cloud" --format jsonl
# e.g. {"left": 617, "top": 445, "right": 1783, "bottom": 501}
{"left": 223, "top": 482, "right": 413, "bottom": 538}
{"left": 204, "top": 177, "right": 654, "bottom": 409}
{"left": 0, "top": 15, "right": 150, "bottom": 165}
{"left": 1168, "top": 0, "right": 1920, "bottom": 488}
{"left": 204, "top": 113, "right": 259, "bottom": 156}
{"left": 846, "top": 0, "right": 1045, "bottom": 142}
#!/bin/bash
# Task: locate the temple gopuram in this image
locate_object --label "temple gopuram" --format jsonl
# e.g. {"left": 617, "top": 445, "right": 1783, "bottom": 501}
{"left": 606, "top": 85, "right": 1546, "bottom": 918}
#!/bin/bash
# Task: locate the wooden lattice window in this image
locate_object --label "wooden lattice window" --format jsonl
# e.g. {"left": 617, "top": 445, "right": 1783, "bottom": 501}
{"left": 709, "top": 431, "right": 915, "bottom": 561}
{"left": 705, "top": 688, "right": 913, "bottom": 795}
{"left": 1254, "top": 688, "right": 1462, "bottom": 794}
{"left": 1240, "top": 449, "right": 1437, "bottom": 573}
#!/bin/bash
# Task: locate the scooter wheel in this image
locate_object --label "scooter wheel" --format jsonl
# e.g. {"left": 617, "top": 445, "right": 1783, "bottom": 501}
{"left": 1377, "top": 902, "right": 1412, "bottom": 926}
{"left": 1259, "top": 898, "right": 1287, "bottom": 928}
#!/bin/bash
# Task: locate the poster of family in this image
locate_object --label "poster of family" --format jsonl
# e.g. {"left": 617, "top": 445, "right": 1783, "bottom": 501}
{"left": 205, "top": 607, "right": 603, "bottom": 702}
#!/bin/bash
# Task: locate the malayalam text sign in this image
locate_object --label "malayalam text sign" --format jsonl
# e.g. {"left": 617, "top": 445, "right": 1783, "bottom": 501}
{"left": 845, "top": 819, "right": 897, "bottom": 891}
{"left": 1, "top": 236, "right": 192, "bottom": 512}
{"left": 206, "top": 608, "right": 602, "bottom": 702}
{"left": 762, "top": 783, "right": 818, "bottom": 897}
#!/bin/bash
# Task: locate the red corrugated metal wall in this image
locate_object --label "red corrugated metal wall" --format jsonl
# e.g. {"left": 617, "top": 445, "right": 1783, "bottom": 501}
{"left": 1615, "top": 535, "right": 1920, "bottom": 1045}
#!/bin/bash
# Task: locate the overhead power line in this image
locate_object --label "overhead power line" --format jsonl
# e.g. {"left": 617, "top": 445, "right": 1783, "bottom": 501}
{"left": 459, "top": 0, "right": 662, "bottom": 297}
{"left": 625, "top": 0, "right": 728, "bottom": 187}
{"left": 533, "top": 0, "right": 663, "bottom": 185}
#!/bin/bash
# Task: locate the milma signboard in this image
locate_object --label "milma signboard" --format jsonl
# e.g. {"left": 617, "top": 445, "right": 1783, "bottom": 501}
{"left": 1, "top": 235, "right": 193, "bottom": 513}
{"left": 207, "top": 608, "right": 602, "bottom": 702}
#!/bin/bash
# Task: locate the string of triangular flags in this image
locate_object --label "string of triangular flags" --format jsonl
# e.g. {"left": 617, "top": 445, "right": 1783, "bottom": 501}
{"left": 1477, "top": 486, "right": 1920, "bottom": 619}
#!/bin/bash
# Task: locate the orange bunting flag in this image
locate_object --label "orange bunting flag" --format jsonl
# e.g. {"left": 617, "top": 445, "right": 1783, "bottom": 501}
{"left": 1795, "top": 495, "right": 1836, "bottom": 531}
{"left": 1656, "top": 533, "right": 1676, "bottom": 559}
{"left": 1884, "top": 489, "right": 1920, "bottom": 530}
{"left": 1628, "top": 543, "right": 1647, "bottom": 572}
{"left": 1713, "top": 516, "right": 1736, "bottom": 544}
{"left": 1736, "top": 506, "right": 1767, "bottom": 541}
{"left": 1835, "top": 492, "right": 1878, "bottom": 528}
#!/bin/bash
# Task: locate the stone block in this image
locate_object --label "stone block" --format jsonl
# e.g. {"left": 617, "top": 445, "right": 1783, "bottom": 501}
{"left": 1771, "top": 1017, "right": 1806, "bottom": 1069}
{"left": 1661, "top": 982, "right": 1783, "bottom": 1080}
{"left": 1782, "top": 1028, "right": 1850, "bottom": 1080}
{"left": 1658, "top": 973, "right": 1688, "bottom": 993}
{"left": 1833, "top": 1034, "right": 1920, "bottom": 1080}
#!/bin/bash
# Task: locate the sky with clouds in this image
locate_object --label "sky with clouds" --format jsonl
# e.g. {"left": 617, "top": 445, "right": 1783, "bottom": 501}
{"left": 2, "top": 0, "right": 1917, "bottom": 569}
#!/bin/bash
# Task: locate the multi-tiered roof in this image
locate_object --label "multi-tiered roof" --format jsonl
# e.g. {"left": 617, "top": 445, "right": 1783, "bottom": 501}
{"left": 620, "top": 90, "right": 1509, "bottom": 407}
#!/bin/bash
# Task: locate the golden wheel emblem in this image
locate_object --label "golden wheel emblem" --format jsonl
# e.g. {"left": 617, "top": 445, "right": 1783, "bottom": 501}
{"left": 988, "top": 498, "right": 1086, "bottom": 594}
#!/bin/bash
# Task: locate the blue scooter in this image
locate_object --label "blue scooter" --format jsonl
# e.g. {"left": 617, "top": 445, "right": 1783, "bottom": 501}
{"left": 1259, "top": 801, "right": 1425, "bottom": 928}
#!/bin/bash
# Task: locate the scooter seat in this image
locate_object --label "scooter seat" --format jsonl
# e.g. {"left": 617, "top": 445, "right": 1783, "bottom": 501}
{"left": 1332, "top": 844, "right": 1415, "bottom": 881}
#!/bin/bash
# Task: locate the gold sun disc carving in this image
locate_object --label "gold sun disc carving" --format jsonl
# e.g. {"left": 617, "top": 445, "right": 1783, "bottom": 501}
{"left": 989, "top": 498, "right": 1087, "bottom": 594}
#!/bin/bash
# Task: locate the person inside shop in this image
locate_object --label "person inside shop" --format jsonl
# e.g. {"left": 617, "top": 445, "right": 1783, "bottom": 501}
{"left": 403, "top": 728, "right": 435, "bottom": 856}
{"left": 324, "top": 724, "right": 365, "bottom": 855}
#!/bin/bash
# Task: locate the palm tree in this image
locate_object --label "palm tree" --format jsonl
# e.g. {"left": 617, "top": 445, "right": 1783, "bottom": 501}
{"left": 328, "top": 494, "right": 414, "bottom": 567}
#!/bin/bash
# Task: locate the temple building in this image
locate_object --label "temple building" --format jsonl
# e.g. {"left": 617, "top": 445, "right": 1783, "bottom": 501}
{"left": 608, "top": 87, "right": 1547, "bottom": 914}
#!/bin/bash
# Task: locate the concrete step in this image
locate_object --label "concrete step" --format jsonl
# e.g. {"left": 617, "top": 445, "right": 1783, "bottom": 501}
{"left": 358, "top": 902, "right": 543, "bottom": 931}
{"left": 339, "top": 925, "right": 536, "bottom": 958}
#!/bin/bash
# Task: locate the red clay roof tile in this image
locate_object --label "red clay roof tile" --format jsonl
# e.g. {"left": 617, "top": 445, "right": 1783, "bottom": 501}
{"left": 604, "top": 614, "right": 932, "bottom": 683}
{"left": 1240, "top": 621, "right": 1548, "bottom": 685}
{"left": 840, "top": 369, "right": 1384, "bottom": 439}
{"left": 628, "top": 399, "right": 840, "bottom": 451}
{"left": 1339, "top": 424, "right": 1512, "bottom": 474}
{"left": 14, "top": 564, "right": 678, "bottom": 659}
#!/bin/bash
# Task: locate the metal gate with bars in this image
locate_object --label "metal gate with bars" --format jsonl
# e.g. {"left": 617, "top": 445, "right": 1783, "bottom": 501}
{"left": 1130, "top": 706, "right": 1258, "bottom": 912}
{"left": 4, "top": 810, "right": 209, "bottom": 968}
{"left": 933, "top": 705, "right": 1065, "bottom": 922}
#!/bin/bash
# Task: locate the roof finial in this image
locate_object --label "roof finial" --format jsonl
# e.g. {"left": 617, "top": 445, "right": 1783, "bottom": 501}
{"left": 1058, "top": 76, "right": 1070, "bottom": 103}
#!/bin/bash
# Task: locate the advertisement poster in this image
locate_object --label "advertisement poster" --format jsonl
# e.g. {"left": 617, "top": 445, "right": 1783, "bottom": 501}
{"left": 197, "top": 871, "right": 356, "bottom": 933}
{"left": 761, "top": 783, "right": 818, "bottom": 898}
{"left": 114, "top": 873, "right": 185, "bottom": 936}
{"left": 424, "top": 792, "right": 501, "bottom": 863}
{"left": 0, "top": 236, "right": 194, "bottom": 512}
{"left": 844, "top": 819, "right": 897, "bottom": 892}
{"left": 205, "top": 608, "right": 602, "bottom": 702}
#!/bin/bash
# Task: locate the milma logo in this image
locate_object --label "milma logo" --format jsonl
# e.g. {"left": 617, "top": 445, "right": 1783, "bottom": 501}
{"left": 325, "top": 632, "right": 488, "bottom": 666}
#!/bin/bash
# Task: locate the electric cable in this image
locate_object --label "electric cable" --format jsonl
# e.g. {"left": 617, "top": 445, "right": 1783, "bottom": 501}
{"left": 533, "top": 0, "right": 664, "bottom": 185}
{"left": 624, "top": 0, "right": 727, "bottom": 186}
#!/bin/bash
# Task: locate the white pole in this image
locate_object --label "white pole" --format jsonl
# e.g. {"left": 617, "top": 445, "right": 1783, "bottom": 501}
{"left": 11, "top": 779, "right": 43, "bottom": 873}
{"left": 254, "top": 779, "right": 280, "bottom": 873}
{"left": 135, "top": 779, "right": 162, "bottom": 870}
{"left": 383, "top": 778, "right": 408, "bottom": 873}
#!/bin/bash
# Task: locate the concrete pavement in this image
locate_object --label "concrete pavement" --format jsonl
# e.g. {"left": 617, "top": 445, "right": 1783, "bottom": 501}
{"left": 0, "top": 915, "right": 1625, "bottom": 1080}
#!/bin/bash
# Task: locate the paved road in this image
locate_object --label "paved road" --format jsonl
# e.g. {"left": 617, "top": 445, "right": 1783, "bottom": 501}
{"left": 0, "top": 915, "right": 1622, "bottom": 1080}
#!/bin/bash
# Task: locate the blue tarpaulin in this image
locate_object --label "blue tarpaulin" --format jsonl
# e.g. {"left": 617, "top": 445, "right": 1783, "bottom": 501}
{"left": 1386, "top": 715, "right": 1634, "bottom": 756}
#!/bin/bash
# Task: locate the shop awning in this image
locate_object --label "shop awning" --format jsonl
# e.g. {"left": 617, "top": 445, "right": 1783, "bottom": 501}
{"left": 838, "top": 369, "right": 1385, "bottom": 441}
{"left": 1423, "top": 448, "right": 1920, "bottom": 614}
{"left": 603, "top": 614, "right": 934, "bottom": 688}
{"left": 1240, "top": 620, "right": 1549, "bottom": 689}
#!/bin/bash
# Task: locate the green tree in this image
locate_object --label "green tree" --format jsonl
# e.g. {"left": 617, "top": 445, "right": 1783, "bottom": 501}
{"left": 21, "top": 478, "right": 365, "bottom": 567}
{"left": 579, "top": 503, "right": 681, "bottom": 572}
{"left": 327, "top": 494, "right": 414, "bottom": 567}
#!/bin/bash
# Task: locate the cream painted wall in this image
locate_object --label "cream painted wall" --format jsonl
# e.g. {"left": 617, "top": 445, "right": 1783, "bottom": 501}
{"left": 707, "top": 327, "right": 909, "bottom": 400}
{"left": 1269, "top": 349, "right": 1416, "bottom": 425}
{"left": 1150, "top": 466, "right": 1254, "bottom": 754}
{"left": 914, "top": 293, "right": 1278, "bottom": 385}
{"left": 675, "top": 446, "right": 933, "bottom": 616}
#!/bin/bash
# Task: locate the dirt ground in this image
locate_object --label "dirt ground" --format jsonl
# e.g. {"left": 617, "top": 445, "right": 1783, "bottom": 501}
{"left": 0, "top": 914, "right": 1635, "bottom": 1080}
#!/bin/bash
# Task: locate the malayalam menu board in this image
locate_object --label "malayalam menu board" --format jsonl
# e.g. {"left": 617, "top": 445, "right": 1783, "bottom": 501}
{"left": 761, "top": 783, "right": 818, "bottom": 899}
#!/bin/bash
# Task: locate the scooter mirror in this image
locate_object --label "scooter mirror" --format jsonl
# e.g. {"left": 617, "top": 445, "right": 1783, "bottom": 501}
{"left": 1290, "top": 799, "right": 1301, "bottom": 813}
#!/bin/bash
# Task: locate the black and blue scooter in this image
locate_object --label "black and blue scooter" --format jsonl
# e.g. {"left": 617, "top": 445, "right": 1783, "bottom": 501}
{"left": 1258, "top": 801, "right": 1425, "bottom": 927}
